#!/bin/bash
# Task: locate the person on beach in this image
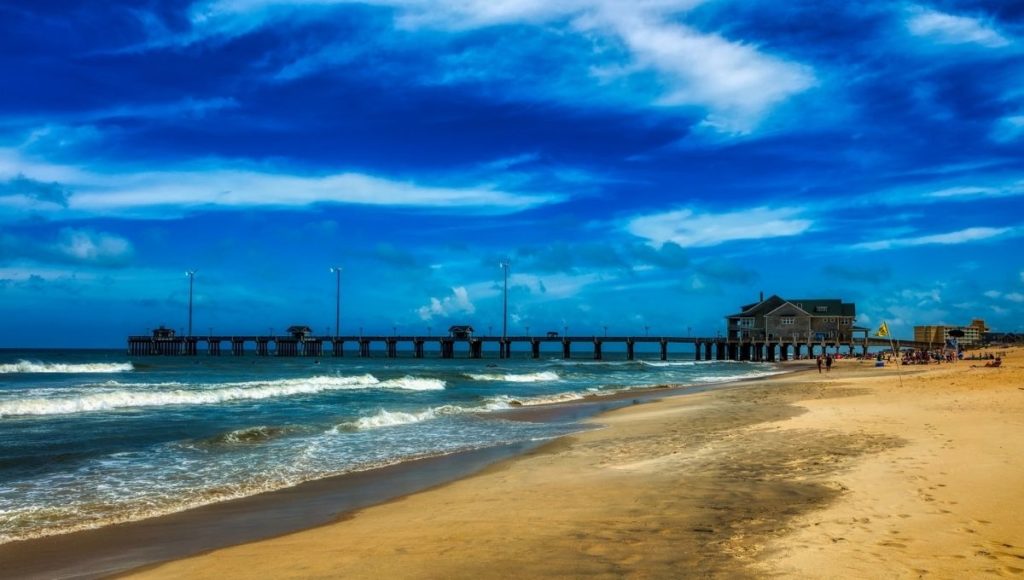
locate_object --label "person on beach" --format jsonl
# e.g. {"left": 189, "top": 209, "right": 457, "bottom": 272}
{"left": 825, "top": 353, "right": 834, "bottom": 372}
{"left": 817, "top": 355, "right": 823, "bottom": 373}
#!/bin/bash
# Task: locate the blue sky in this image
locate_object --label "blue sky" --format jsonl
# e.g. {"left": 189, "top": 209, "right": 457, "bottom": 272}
{"left": 1, "top": 0, "right": 1023, "bottom": 347}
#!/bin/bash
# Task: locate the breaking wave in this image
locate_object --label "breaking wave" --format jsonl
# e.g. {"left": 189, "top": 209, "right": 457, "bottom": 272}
{"left": 336, "top": 404, "right": 467, "bottom": 431}
{"left": 0, "top": 361, "right": 134, "bottom": 374}
{"left": 465, "top": 371, "right": 560, "bottom": 383}
{"left": 203, "top": 425, "right": 295, "bottom": 445}
{"left": 0, "top": 374, "right": 444, "bottom": 418}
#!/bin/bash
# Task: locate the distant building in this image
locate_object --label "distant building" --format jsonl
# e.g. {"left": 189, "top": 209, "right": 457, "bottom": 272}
{"left": 914, "top": 318, "right": 988, "bottom": 346}
{"left": 287, "top": 325, "right": 313, "bottom": 339}
{"left": 725, "top": 294, "right": 860, "bottom": 342}
{"left": 448, "top": 325, "right": 474, "bottom": 339}
{"left": 152, "top": 326, "right": 176, "bottom": 339}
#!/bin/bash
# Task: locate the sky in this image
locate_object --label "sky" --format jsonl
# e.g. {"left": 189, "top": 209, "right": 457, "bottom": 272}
{"left": 1, "top": 0, "right": 1023, "bottom": 347}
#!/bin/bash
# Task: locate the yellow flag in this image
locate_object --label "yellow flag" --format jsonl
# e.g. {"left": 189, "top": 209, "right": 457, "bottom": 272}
{"left": 877, "top": 321, "right": 889, "bottom": 337}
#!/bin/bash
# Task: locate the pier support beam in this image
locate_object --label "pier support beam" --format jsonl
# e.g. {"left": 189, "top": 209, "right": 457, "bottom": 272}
{"left": 470, "top": 339, "right": 483, "bottom": 359}
{"left": 531, "top": 339, "right": 540, "bottom": 359}
{"left": 705, "top": 341, "right": 713, "bottom": 361}
{"left": 441, "top": 339, "right": 454, "bottom": 359}
{"left": 660, "top": 339, "right": 668, "bottom": 361}
{"left": 360, "top": 339, "right": 371, "bottom": 358}
{"left": 562, "top": 339, "right": 571, "bottom": 359}
{"left": 208, "top": 339, "right": 221, "bottom": 356}
{"left": 332, "top": 339, "right": 344, "bottom": 357}
{"left": 414, "top": 339, "right": 424, "bottom": 358}
{"left": 694, "top": 341, "right": 701, "bottom": 361}
{"left": 232, "top": 339, "right": 245, "bottom": 356}
{"left": 716, "top": 341, "right": 726, "bottom": 361}
{"left": 766, "top": 343, "right": 776, "bottom": 362}
{"left": 257, "top": 338, "right": 270, "bottom": 356}
{"left": 303, "top": 340, "right": 323, "bottom": 358}
{"left": 386, "top": 339, "right": 397, "bottom": 358}
{"left": 593, "top": 339, "right": 602, "bottom": 361}
{"left": 626, "top": 339, "right": 635, "bottom": 361}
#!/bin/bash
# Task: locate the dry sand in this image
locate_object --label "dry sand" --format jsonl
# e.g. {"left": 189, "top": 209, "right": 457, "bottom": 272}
{"left": 128, "top": 348, "right": 1024, "bottom": 579}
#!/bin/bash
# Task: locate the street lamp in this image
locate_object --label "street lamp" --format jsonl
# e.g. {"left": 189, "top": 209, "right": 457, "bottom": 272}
{"left": 644, "top": 325, "right": 649, "bottom": 337}
{"left": 329, "top": 267, "right": 342, "bottom": 337}
{"left": 499, "top": 258, "right": 510, "bottom": 342}
{"left": 603, "top": 325, "right": 608, "bottom": 337}
{"left": 185, "top": 270, "right": 196, "bottom": 337}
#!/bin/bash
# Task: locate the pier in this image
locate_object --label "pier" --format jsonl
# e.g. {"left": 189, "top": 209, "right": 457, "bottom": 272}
{"left": 127, "top": 331, "right": 918, "bottom": 361}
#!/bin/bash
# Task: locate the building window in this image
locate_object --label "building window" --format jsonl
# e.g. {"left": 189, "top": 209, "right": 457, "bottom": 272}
{"left": 737, "top": 318, "right": 754, "bottom": 327}
{"left": 781, "top": 317, "right": 794, "bottom": 325}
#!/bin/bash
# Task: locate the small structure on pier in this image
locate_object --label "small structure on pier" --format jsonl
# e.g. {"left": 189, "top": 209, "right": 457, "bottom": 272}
{"left": 725, "top": 294, "right": 863, "bottom": 343}
{"left": 448, "top": 325, "right": 474, "bottom": 339}
{"left": 152, "top": 326, "right": 176, "bottom": 339}
{"left": 287, "top": 325, "right": 313, "bottom": 339}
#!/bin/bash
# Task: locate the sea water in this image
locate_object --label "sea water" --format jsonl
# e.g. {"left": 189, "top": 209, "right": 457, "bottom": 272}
{"left": 0, "top": 348, "right": 783, "bottom": 544}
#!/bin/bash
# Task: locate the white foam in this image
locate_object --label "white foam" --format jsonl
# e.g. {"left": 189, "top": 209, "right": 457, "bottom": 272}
{"left": 484, "top": 391, "right": 587, "bottom": 409}
{"left": 639, "top": 361, "right": 696, "bottom": 367}
{"left": 466, "top": 371, "right": 560, "bottom": 383}
{"left": 690, "top": 370, "right": 787, "bottom": 383}
{"left": 0, "top": 374, "right": 442, "bottom": 417}
{"left": 341, "top": 404, "right": 465, "bottom": 430}
{"left": 0, "top": 361, "right": 133, "bottom": 374}
{"left": 378, "top": 376, "right": 446, "bottom": 391}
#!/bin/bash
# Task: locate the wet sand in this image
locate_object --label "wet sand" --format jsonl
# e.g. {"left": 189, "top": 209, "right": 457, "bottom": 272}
{"left": 126, "top": 347, "right": 1024, "bottom": 579}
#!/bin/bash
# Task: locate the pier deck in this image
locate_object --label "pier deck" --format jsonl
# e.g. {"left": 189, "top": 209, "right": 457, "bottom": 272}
{"left": 128, "top": 334, "right": 919, "bottom": 362}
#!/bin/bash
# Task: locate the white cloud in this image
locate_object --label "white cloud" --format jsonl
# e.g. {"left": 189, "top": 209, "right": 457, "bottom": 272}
{"left": 626, "top": 206, "right": 812, "bottom": 248}
{"left": 925, "top": 185, "right": 1016, "bottom": 199}
{"left": 53, "top": 229, "right": 134, "bottom": 263}
{"left": 984, "top": 290, "right": 1002, "bottom": 299}
{"left": 417, "top": 286, "right": 476, "bottom": 320}
{"left": 906, "top": 6, "right": 1011, "bottom": 48}
{"left": 991, "top": 115, "right": 1024, "bottom": 143}
{"left": 853, "top": 226, "right": 1013, "bottom": 251}
{"left": 1005, "top": 292, "right": 1024, "bottom": 303}
{"left": 186, "top": 0, "right": 814, "bottom": 133}
{"left": 0, "top": 149, "right": 561, "bottom": 217}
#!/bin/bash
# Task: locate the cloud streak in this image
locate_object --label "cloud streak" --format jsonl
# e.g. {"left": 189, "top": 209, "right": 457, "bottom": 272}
{"left": 905, "top": 5, "right": 1011, "bottom": 49}
{"left": 0, "top": 151, "right": 563, "bottom": 217}
{"left": 853, "top": 226, "right": 1014, "bottom": 251}
{"left": 626, "top": 206, "right": 813, "bottom": 248}
{"left": 185, "top": 0, "right": 814, "bottom": 133}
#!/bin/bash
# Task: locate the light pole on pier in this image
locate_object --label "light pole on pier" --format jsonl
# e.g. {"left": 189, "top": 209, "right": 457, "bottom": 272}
{"left": 185, "top": 270, "right": 196, "bottom": 337}
{"left": 329, "top": 267, "right": 341, "bottom": 337}
{"left": 499, "top": 258, "right": 510, "bottom": 342}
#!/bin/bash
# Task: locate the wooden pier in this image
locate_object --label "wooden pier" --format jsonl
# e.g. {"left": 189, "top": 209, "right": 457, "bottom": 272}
{"left": 127, "top": 332, "right": 920, "bottom": 361}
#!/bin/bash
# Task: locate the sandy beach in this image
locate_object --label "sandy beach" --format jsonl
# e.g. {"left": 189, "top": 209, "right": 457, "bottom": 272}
{"left": 119, "top": 348, "right": 1024, "bottom": 578}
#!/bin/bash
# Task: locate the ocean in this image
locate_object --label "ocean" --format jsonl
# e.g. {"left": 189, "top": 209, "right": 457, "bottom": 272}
{"left": 0, "top": 348, "right": 783, "bottom": 545}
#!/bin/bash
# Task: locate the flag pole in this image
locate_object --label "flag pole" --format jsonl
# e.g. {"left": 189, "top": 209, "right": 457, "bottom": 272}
{"left": 889, "top": 334, "right": 904, "bottom": 388}
{"left": 878, "top": 321, "right": 904, "bottom": 388}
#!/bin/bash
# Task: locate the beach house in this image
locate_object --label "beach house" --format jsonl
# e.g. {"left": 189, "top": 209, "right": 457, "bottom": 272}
{"left": 725, "top": 294, "right": 859, "bottom": 342}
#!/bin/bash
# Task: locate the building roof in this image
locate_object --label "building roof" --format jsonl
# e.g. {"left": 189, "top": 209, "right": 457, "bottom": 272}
{"left": 725, "top": 295, "right": 855, "bottom": 318}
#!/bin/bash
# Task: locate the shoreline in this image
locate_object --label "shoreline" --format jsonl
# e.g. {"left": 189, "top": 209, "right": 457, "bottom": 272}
{"left": 122, "top": 349, "right": 1024, "bottom": 578}
{"left": 1, "top": 371, "right": 792, "bottom": 579}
